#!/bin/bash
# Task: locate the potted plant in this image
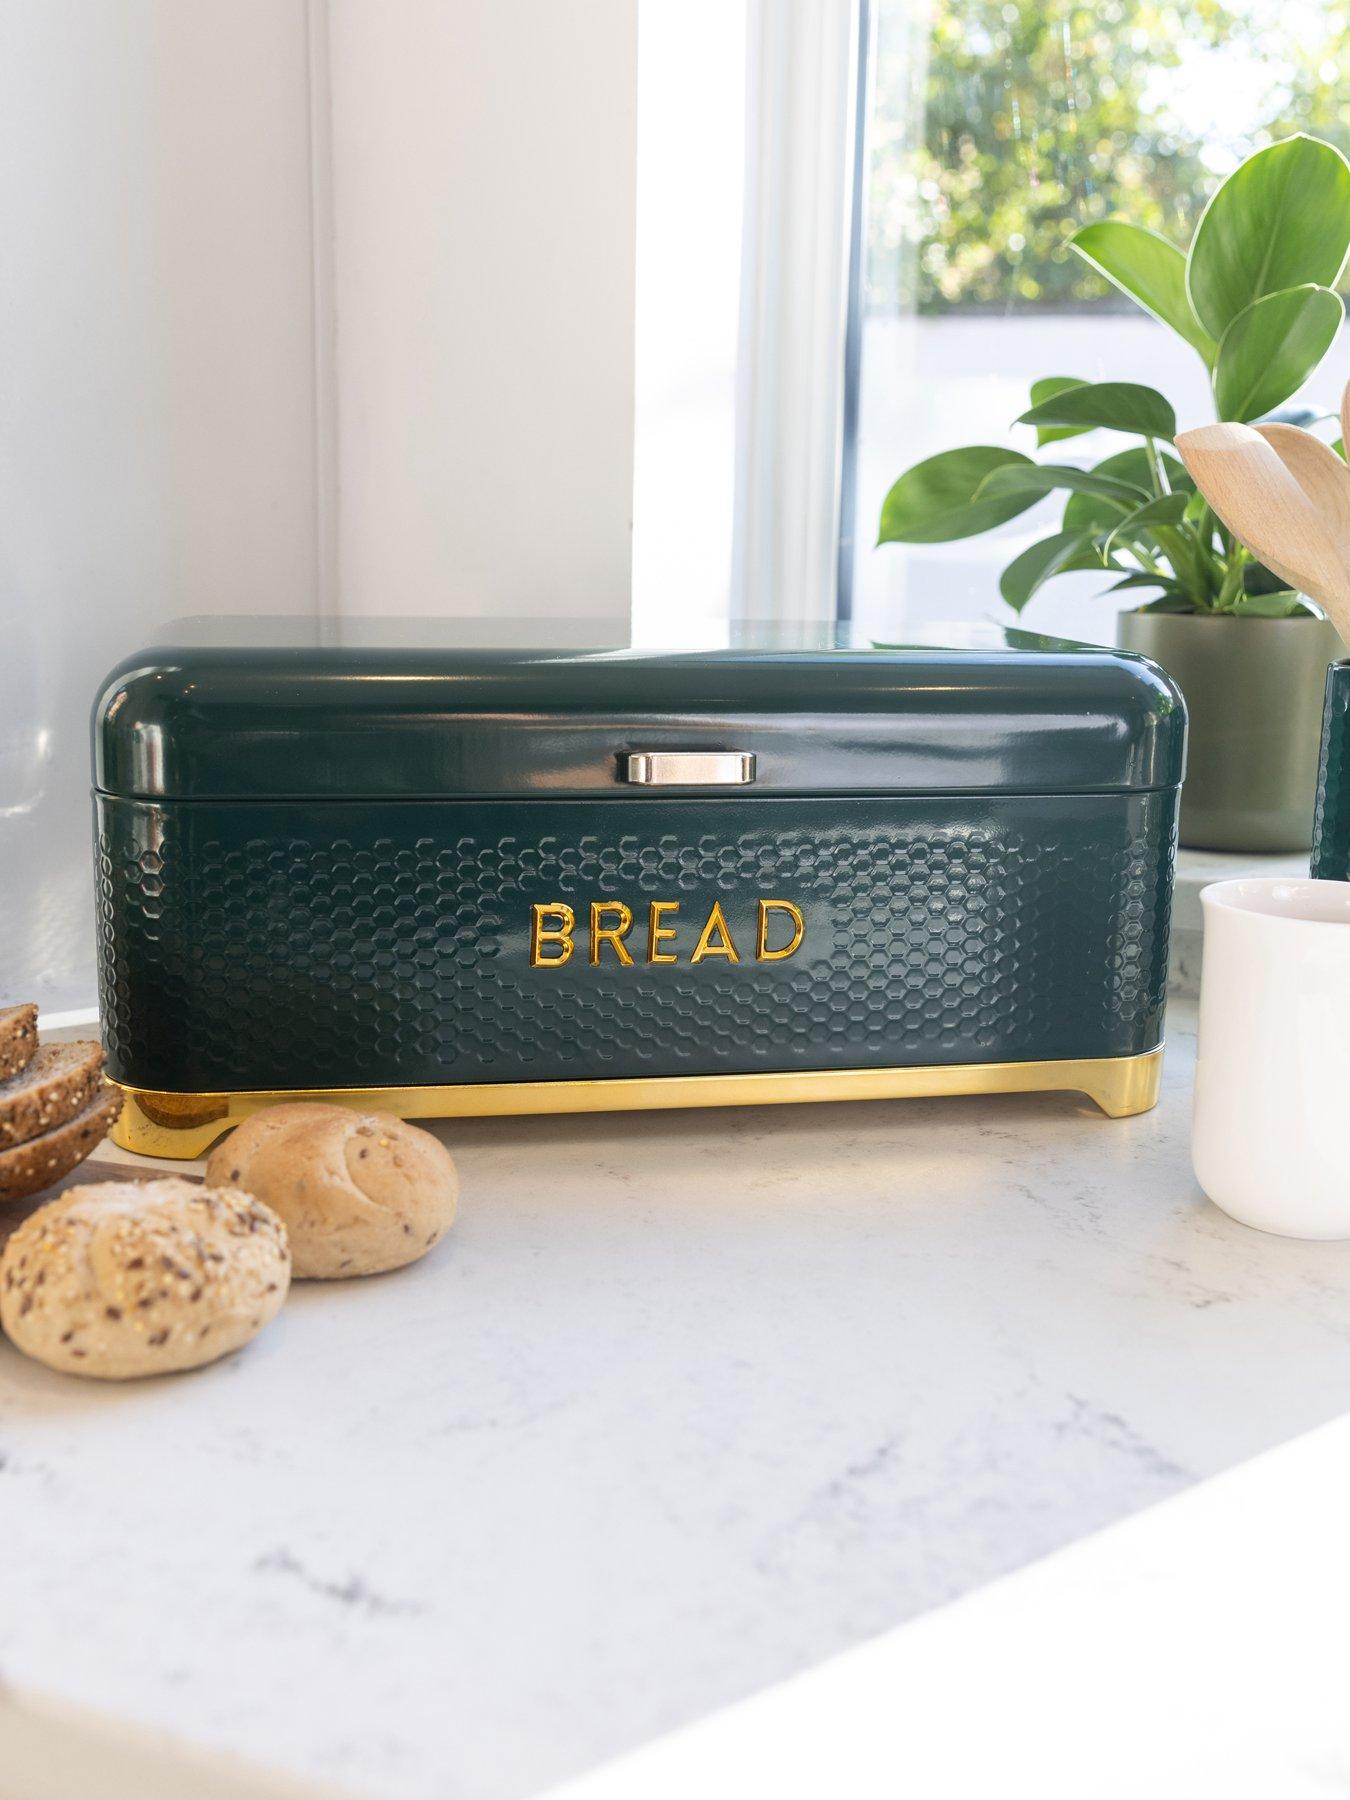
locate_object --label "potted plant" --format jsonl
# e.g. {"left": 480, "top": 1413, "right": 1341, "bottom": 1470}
{"left": 877, "top": 133, "right": 1350, "bottom": 853}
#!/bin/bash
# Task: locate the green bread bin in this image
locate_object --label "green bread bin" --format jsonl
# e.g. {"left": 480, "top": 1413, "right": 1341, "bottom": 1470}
{"left": 92, "top": 623, "right": 1185, "bottom": 1156}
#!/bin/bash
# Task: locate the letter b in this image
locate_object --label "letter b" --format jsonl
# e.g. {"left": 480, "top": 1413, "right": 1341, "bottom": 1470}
{"left": 530, "top": 903, "right": 576, "bottom": 966}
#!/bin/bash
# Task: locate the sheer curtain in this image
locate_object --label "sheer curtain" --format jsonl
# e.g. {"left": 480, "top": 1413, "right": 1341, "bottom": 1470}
{"left": 731, "top": 0, "right": 863, "bottom": 632}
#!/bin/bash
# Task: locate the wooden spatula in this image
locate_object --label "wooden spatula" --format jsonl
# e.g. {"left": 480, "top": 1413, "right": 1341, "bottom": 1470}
{"left": 1173, "top": 419, "right": 1350, "bottom": 639}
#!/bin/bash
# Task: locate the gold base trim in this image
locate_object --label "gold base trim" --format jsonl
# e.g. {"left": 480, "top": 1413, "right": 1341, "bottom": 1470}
{"left": 109, "top": 1048, "right": 1164, "bottom": 1160}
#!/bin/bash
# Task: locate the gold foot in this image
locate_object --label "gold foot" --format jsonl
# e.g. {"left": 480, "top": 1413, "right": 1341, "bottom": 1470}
{"left": 1073, "top": 1049, "right": 1166, "bottom": 1118}
{"left": 109, "top": 1047, "right": 1164, "bottom": 1160}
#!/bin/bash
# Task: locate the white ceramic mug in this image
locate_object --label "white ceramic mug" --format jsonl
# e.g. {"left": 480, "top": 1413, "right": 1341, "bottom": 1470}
{"left": 1193, "top": 877, "right": 1350, "bottom": 1237}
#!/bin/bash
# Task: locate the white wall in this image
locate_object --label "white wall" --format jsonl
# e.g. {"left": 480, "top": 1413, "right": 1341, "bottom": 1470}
{"left": 0, "top": 0, "right": 319, "bottom": 1016}
{"left": 327, "top": 0, "right": 636, "bottom": 623}
{"left": 0, "top": 0, "right": 639, "bottom": 1014}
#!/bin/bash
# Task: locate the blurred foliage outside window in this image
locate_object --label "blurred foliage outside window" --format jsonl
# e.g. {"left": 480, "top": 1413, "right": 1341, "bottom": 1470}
{"left": 867, "top": 0, "right": 1349, "bottom": 314}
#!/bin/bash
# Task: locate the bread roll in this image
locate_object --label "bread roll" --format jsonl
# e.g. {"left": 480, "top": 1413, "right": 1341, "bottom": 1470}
{"left": 206, "top": 1103, "right": 457, "bottom": 1279}
{"left": 0, "top": 1179, "right": 290, "bottom": 1379}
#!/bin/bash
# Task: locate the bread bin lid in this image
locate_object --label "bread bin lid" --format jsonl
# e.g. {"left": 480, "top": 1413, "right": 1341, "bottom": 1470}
{"left": 93, "top": 617, "right": 1186, "bottom": 801}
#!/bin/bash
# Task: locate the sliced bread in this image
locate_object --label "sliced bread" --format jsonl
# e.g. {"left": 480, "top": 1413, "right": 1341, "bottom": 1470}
{"left": 0, "top": 1004, "right": 38, "bottom": 1082}
{"left": 0, "top": 1041, "right": 106, "bottom": 1150}
{"left": 0, "top": 1084, "right": 124, "bottom": 1203}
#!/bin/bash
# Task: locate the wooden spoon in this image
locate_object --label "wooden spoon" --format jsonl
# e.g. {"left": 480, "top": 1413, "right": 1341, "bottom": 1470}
{"left": 1173, "top": 422, "right": 1350, "bottom": 638}
{"left": 1243, "top": 414, "right": 1350, "bottom": 642}
{"left": 1253, "top": 423, "right": 1350, "bottom": 546}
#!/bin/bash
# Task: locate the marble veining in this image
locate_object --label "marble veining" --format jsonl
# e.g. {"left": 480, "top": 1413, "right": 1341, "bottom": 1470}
{"left": 4, "top": 1001, "right": 1350, "bottom": 1799}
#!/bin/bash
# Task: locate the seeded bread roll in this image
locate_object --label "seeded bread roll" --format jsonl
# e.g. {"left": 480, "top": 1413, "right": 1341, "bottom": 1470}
{"left": 0, "top": 1005, "right": 38, "bottom": 1081}
{"left": 0, "top": 1084, "right": 123, "bottom": 1202}
{"left": 0, "top": 1041, "right": 105, "bottom": 1150}
{"left": 0, "top": 1179, "right": 290, "bottom": 1379}
{"left": 206, "top": 1103, "right": 458, "bottom": 1279}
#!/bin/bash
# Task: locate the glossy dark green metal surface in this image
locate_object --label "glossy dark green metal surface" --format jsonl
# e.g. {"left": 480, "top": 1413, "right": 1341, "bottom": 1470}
{"left": 93, "top": 634, "right": 1184, "bottom": 1098}
{"left": 94, "top": 642, "right": 1186, "bottom": 800}
{"left": 1312, "top": 660, "right": 1350, "bottom": 878}
{"left": 96, "top": 792, "right": 1175, "bottom": 1093}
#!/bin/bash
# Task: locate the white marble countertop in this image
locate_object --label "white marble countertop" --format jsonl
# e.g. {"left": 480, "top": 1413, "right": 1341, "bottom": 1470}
{"left": 4, "top": 1000, "right": 1350, "bottom": 1799}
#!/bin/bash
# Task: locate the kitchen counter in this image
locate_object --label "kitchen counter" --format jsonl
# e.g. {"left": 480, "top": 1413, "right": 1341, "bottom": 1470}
{"left": 4, "top": 999, "right": 1350, "bottom": 1799}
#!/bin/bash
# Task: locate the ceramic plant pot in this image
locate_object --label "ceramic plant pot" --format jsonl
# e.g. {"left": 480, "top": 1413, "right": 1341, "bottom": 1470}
{"left": 1117, "top": 611, "right": 1346, "bottom": 854}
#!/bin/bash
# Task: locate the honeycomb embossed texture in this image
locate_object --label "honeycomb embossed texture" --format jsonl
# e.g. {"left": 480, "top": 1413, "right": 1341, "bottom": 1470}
{"left": 1312, "top": 670, "right": 1350, "bottom": 880}
{"left": 96, "top": 795, "right": 1175, "bottom": 1092}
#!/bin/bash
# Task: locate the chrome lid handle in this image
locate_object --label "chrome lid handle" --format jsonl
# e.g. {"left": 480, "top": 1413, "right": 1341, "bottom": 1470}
{"left": 622, "top": 751, "right": 757, "bottom": 787}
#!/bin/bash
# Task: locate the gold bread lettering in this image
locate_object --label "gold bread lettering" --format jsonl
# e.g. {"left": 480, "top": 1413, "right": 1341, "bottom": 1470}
{"left": 530, "top": 903, "right": 577, "bottom": 967}
{"left": 647, "top": 900, "right": 680, "bottom": 965}
{"left": 589, "top": 900, "right": 635, "bottom": 966}
{"left": 529, "top": 899, "right": 804, "bottom": 968}
{"left": 690, "top": 901, "right": 739, "bottom": 964}
{"left": 757, "top": 899, "right": 805, "bottom": 962}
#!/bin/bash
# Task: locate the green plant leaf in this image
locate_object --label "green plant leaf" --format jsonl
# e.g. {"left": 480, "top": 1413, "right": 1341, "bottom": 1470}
{"left": 1062, "top": 449, "right": 1191, "bottom": 534}
{"left": 1186, "top": 135, "right": 1350, "bottom": 340}
{"left": 1134, "top": 593, "right": 1199, "bottom": 613}
{"left": 877, "top": 446, "right": 1036, "bottom": 544}
{"left": 1028, "top": 376, "right": 1090, "bottom": 446}
{"left": 1213, "top": 285, "right": 1344, "bottom": 421}
{"left": 1243, "top": 560, "right": 1295, "bottom": 595}
{"left": 1183, "top": 487, "right": 1211, "bottom": 527}
{"left": 976, "top": 462, "right": 1150, "bottom": 508}
{"left": 999, "top": 531, "right": 1099, "bottom": 612}
{"left": 1109, "top": 572, "right": 1187, "bottom": 594}
{"left": 1229, "top": 589, "right": 1310, "bottom": 618}
{"left": 1016, "top": 381, "right": 1176, "bottom": 440}
{"left": 1070, "top": 221, "right": 1215, "bottom": 365}
{"left": 1101, "top": 491, "right": 1191, "bottom": 557}
{"left": 1056, "top": 449, "right": 1207, "bottom": 606}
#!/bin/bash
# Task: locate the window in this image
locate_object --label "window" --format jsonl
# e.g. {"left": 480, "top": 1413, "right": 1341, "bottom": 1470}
{"left": 844, "top": 0, "right": 1350, "bottom": 644}
{"left": 634, "top": 0, "right": 862, "bottom": 642}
